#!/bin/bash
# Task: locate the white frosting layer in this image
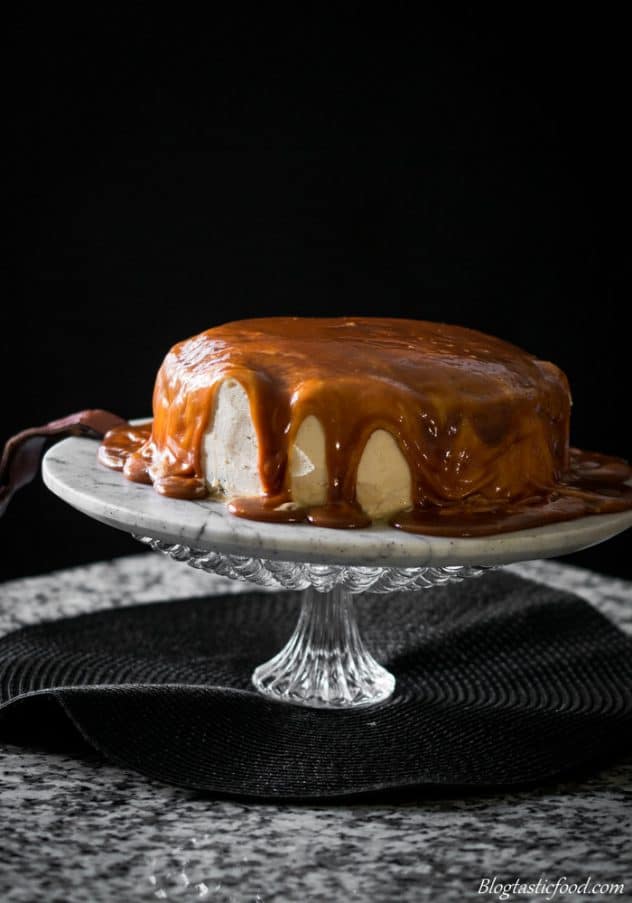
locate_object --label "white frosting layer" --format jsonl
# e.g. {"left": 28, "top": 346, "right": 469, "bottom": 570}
{"left": 202, "top": 379, "right": 261, "bottom": 498}
{"left": 202, "top": 379, "right": 412, "bottom": 519}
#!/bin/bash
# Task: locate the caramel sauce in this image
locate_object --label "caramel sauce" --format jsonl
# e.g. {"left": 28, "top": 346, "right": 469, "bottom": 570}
{"left": 98, "top": 318, "right": 632, "bottom": 536}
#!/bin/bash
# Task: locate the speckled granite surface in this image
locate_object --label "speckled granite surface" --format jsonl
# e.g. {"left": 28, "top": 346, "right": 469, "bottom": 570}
{"left": 1, "top": 554, "right": 631, "bottom": 902}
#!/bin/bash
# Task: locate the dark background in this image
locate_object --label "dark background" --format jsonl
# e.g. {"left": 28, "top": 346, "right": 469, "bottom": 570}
{"left": 3, "top": 9, "right": 630, "bottom": 582}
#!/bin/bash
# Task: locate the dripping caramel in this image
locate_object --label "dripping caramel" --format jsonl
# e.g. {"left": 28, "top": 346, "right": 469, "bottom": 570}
{"left": 98, "top": 318, "right": 632, "bottom": 536}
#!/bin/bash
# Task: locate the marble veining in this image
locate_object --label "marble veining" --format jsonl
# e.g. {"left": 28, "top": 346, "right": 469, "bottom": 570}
{"left": 1, "top": 555, "right": 631, "bottom": 902}
{"left": 41, "top": 436, "right": 632, "bottom": 567}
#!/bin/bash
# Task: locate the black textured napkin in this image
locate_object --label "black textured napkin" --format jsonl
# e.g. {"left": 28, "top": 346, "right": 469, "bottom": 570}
{"left": 1, "top": 571, "right": 632, "bottom": 799}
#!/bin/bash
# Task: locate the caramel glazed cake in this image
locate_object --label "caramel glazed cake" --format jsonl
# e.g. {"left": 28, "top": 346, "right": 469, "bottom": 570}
{"left": 99, "top": 318, "right": 632, "bottom": 537}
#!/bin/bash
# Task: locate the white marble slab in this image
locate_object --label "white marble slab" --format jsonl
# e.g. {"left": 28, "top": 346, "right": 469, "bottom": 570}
{"left": 42, "top": 435, "right": 632, "bottom": 567}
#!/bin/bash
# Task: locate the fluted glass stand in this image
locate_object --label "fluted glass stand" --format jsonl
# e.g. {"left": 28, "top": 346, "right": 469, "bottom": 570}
{"left": 135, "top": 536, "right": 489, "bottom": 709}
{"left": 42, "top": 436, "right": 632, "bottom": 710}
{"left": 253, "top": 585, "right": 395, "bottom": 707}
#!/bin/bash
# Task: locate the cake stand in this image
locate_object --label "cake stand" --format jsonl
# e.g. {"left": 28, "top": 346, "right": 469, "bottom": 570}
{"left": 42, "top": 435, "right": 632, "bottom": 709}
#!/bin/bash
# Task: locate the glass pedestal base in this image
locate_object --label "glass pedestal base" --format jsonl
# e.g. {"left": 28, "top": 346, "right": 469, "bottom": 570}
{"left": 252, "top": 586, "right": 395, "bottom": 708}
{"left": 135, "top": 535, "right": 491, "bottom": 710}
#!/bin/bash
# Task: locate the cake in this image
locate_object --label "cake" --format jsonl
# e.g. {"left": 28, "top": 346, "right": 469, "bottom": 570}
{"left": 98, "top": 317, "right": 632, "bottom": 536}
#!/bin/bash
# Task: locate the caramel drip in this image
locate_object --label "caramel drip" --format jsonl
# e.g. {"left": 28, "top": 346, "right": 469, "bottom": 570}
{"left": 98, "top": 318, "right": 632, "bottom": 536}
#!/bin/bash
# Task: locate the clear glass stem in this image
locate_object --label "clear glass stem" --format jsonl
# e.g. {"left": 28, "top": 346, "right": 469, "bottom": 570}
{"left": 252, "top": 585, "right": 395, "bottom": 708}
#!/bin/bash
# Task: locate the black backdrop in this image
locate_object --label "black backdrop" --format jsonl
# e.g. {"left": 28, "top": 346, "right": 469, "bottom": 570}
{"left": 3, "top": 10, "right": 631, "bottom": 581}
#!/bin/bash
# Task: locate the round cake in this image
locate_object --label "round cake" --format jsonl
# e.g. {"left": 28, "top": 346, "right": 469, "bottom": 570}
{"left": 99, "top": 317, "right": 632, "bottom": 536}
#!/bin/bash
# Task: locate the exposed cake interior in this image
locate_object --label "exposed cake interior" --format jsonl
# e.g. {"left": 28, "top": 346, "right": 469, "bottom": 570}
{"left": 98, "top": 317, "right": 632, "bottom": 536}
{"left": 203, "top": 378, "right": 412, "bottom": 520}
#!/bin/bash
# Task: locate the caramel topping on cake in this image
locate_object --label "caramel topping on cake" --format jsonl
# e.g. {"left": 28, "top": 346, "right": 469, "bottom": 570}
{"left": 99, "top": 318, "right": 632, "bottom": 535}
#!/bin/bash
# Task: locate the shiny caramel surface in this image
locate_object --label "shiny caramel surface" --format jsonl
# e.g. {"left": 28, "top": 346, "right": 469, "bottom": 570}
{"left": 98, "top": 318, "right": 632, "bottom": 535}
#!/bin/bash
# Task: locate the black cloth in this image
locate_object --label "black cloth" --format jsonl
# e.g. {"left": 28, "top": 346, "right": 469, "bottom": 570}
{"left": 1, "top": 571, "right": 632, "bottom": 799}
